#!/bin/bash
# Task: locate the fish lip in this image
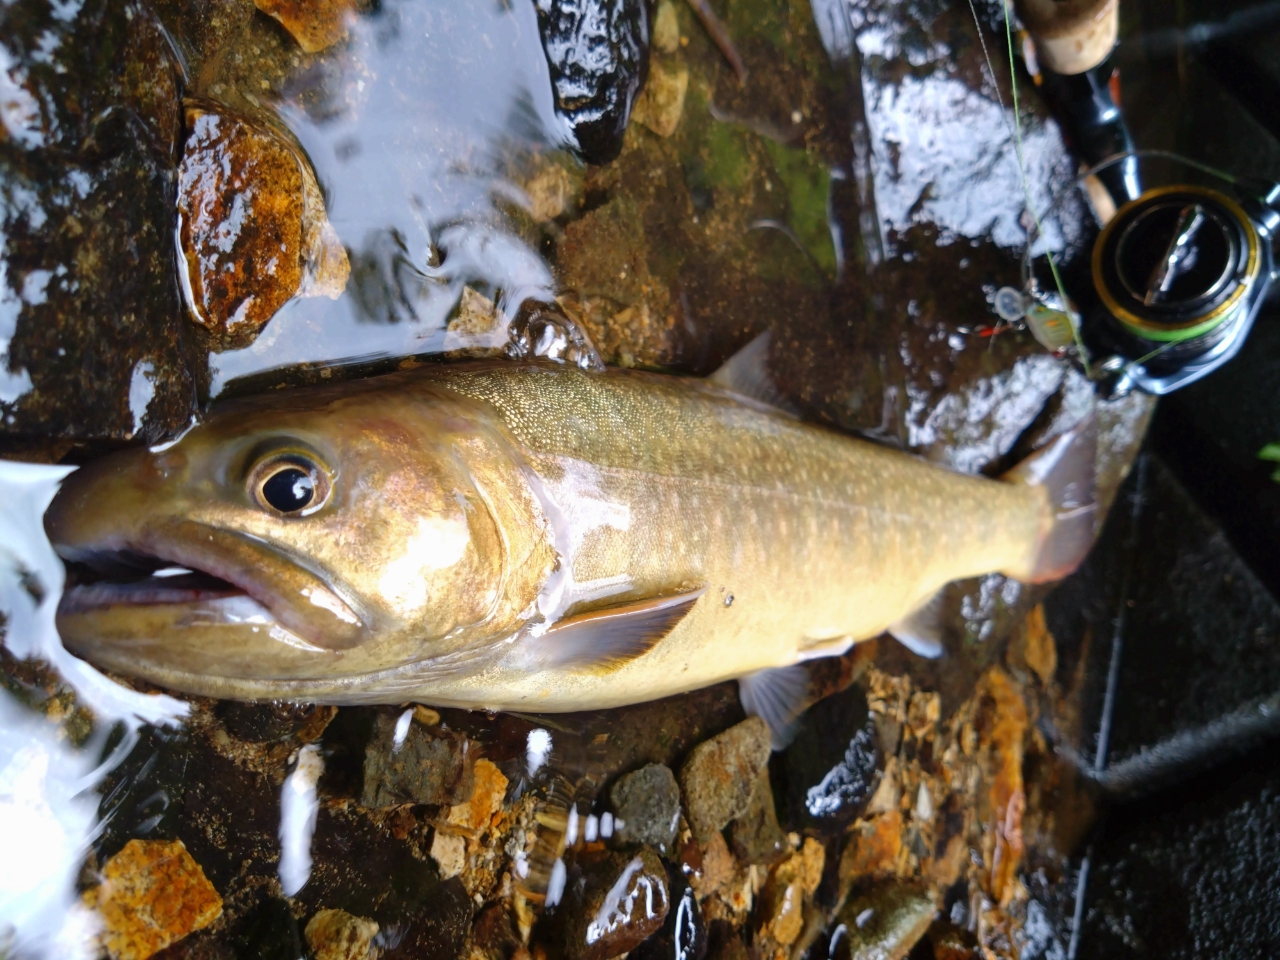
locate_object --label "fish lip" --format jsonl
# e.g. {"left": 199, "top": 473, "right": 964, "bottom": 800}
{"left": 54, "top": 520, "right": 369, "bottom": 651}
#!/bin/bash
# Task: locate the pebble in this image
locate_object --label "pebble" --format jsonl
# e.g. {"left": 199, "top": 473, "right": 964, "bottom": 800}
{"left": 630, "top": 866, "right": 706, "bottom": 960}
{"left": 754, "top": 840, "right": 825, "bottom": 947}
{"left": 678, "top": 717, "right": 772, "bottom": 844}
{"left": 827, "top": 882, "right": 935, "bottom": 960}
{"left": 772, "top": 684, "right": 881, "bottom": 833}
{"left": 610, "top": 763, "right": 682, "bottom": 853}
{"left": 445, "top": 758, "right": 509, "bottom": 837}
{"left": 303, "top": 908, "right": 380, "bottom": 960}
{"left": 254, "top": 0, "right": 356, "bottom": 53}
{"left": 551, "top": 848, "right": 670, "bottom": 960}
{"left": 361, "top": 711, "right": 474, "bottom": 808}
{"left": 430, "top": 830, "right": 468, "bottom": 879}
{"left": 729, "top": 771, "right": 787, "bottom": 866}
{"left": 84, "top": 838, "right": 222, "bottom": 960}
{"left": 632, "top": 61, "right": 689, "bottom": 138}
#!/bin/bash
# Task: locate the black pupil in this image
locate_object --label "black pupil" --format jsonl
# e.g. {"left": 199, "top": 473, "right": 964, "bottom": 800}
{"left": 262, "top": 466, "right": 315, "bottom": 513}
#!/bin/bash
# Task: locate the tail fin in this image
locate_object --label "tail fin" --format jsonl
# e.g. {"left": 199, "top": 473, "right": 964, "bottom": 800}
{"left": 1001, "top": 415, "right": 1098, "bottom": 583}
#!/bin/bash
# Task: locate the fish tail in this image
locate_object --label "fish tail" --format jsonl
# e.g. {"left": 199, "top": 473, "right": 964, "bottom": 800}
{"left": 1000, "top": 414, "right": 1098, "bottom": 584}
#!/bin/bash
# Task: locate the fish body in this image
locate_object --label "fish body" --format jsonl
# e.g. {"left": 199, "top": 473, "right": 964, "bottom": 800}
{"left": 48, "top": 360, "right": 1093, "bottom": 711}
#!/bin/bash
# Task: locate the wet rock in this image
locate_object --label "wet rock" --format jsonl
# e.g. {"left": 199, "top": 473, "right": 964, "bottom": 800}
{"left": 828, "top": 883, "right": 935, "bottom": 960}
{"left": 552, "top": 847, "right": 670, "bottom": 960}
{"left": 214, "top": 701, "right": 336, "bottom": 744}
{"left": 678, "top": 717, "right": 771, "bottom": 844}
{"left": 728, "top": 771, "right": 786, "bottom": 866}
{"left": 0, "top": 0, "right": 194, "bottom": 440}
{"left": 772, "top": 684, "right": 881, "bottom": 834}
{"left": 360, "top": 710, "right": 474, "bottom": 809}
{"left": 533, "top": 0, "right": 651, "bottom": 164}
{"left": 177, "top": 100, "right": 348, "bottom": 346}
{"left": 631, "top": 866, "right": 707, "bottom": 960}
{"left": 753, "top": 841, "right": 824, "bottom": 947}
{"left": 304, "top": 908, "right": 379, "bottom": 960}
{"left": 445, "top": 757, "right": 509, "bottom": 837}
{"left": 839, "top": 812, "right": 904, "bottom": 885}
{"left": 85, "top": 838, "right": 223, "bottom": 960}
{"left": 927, "top": 920, "right": 979, "bottom": 960}
{"left": 430, "top": 829, "right": 467, "bottom": 879}
{"left": 632, "top": 61, "right": 689, "bottom": 138}
{"left": 254, "top": 0, "right": 357, "bottom": 54}
{"left": 610, "top": 763, "right": 681, "bottom": 853}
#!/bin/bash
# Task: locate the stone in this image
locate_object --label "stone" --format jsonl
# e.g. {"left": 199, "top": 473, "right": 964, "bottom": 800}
{"left": 632, "top": 61, "right": 689, "bottom": 138}
{"left": 430, "top": 830, "right": 468, "bottom": 879}
{"left": 839, "top": 812, "right": 904, "bottom": 885}
{"left": 678, "top": 717, "right": 772, "bottom": 844}
{"left": 445, "top": 758, "right": 509, "bottom": 837}
{"left": 552, "top": 848, "right": 670, "bottom": 960}
{"left": 630, "top": 866, "right": 706, "bottom": 960}
{"left": 361, "top": 711, "right": 474, "bottom": 809}
{"left": 772, "top": 684, "right": 881, "bottom": 834}
{"left": 652, "top": 1, "right": 680, "bottom": 53}
{"left": 254, "top": 0, "right": 357, "bottom": 53}
{"left": 177, "top": 101, "right": 348, "bottom": 346}
{"left": 829, "top": 883, "right": 935, "bottom": 960}
{"left": 728, "top": 771, "right": 787, "bottom": 866}
{"left": 610, "top": 763, "right": 681, "bottom": 853}
{"left": 84, "top": 838, "right": 223, "bottom": 960}
{"left": 754, "top": 842, "right": 824, "bottom": 948}
{"left": 303, "top": 908, "right": 380, "bottom": 960}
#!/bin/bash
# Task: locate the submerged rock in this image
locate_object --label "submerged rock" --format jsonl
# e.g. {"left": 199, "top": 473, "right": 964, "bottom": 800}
{"left": 610, "top": 763, "right": 681, "bottom": 854}
{"left": 631, "top": 866, "right": 707, "bottom": 960}
{"left": 254, "top": 0, "right": 357, "bottom": 54}
{"left": 360, "top": 710, "right": 475, "bottom": 808}
{"left": 304, "top": 908, "right": 380, "bottom": 960}
{"left": 827, "top": 882, "right": 935, "bottom": 960}
{"left": 678, "top": 717, "right": 771, "bottom": 844}
{"left": 551, "top": 847, "right": 670, "bottom": 960}
{"left": 728, "top": 771, "right": 787, "bottom": 866}
{"left": 84, "top": 838, "right": 223, "bottom": 960}
{"left": 772, "top": 684, "right": 881, "bottom": 834}
{"left": 177, "top": 100, "right": 348, "bottom": 346}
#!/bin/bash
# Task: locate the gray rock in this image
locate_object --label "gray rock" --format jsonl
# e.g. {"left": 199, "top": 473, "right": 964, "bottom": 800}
{"left": 361, "top": 710, "right": 474, "bottom": 808}
{"left": 610, "top": 763, "right": 681, "bottom": 853}
{"left": 729, "top": 771, "right": 787, "bottom": 866}
{"left": 678, "top": 717, "right": 771, "bottom": 844}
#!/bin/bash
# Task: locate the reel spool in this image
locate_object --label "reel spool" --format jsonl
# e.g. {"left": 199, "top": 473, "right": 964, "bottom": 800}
{"left": 1088, "top": 183, "right": 1278, "bottom": 395}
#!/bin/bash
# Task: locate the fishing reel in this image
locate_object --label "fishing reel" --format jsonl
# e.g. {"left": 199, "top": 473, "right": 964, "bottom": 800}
{"left": 1085, "top": 179, "right": 1280, "bottom": 396}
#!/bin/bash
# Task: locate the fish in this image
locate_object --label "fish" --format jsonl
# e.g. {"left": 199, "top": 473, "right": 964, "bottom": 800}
{"left": 46, "top": 340, "right": 1095, "bottom": 732}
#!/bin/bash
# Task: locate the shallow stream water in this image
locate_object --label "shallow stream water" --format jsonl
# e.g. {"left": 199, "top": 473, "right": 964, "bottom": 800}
{"left": 3, "top": 0, "right": 1279, "bottom": 957}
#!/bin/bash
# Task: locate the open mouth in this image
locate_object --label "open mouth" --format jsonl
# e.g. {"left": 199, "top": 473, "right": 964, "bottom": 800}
{"left": 59, "top": 549, "right": 246, "bottom": 614}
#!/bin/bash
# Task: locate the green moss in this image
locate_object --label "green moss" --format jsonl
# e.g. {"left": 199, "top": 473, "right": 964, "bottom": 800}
{"left": 762, "top": 138, "right": 836, "bottom": 276}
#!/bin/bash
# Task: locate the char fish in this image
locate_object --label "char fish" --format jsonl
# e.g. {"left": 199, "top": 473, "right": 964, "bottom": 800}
{"left": 46, "top": 346, "right": 1095, "bottom": 726}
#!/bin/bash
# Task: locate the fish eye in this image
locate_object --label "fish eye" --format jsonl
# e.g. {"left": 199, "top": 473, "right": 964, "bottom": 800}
{"left": 248, "top": 454, "right": 331, "bottom": 517}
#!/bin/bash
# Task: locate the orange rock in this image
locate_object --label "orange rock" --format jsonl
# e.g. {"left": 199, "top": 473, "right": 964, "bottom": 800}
{"left": 446, "top": 758, "right": 509, "bottom": 837}
{"left": 84, "top": 838, "right": 222, "bottom": 960}
{"left": 254, "top": 0, "right": 357, "bottom": 53}
{"left": 1022, "top": 604, "right": 1058, "bottom": 686}
{"left": 975, "top": 668, "right": 1028, "bottom": 906}
{"left": 303, "top": 908, "right": 379, "bottom": 960}
{"left": 839, "top": 811, "right": 903, "bottom": 884}
{"left": 176, "top": 100, "right": 348, "bottom": 345}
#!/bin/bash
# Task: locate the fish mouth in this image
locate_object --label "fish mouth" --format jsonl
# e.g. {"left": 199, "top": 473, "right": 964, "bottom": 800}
{"left": 54, "top": 519, "right": 369, "bottom": 652}
{"left": 59, "top": 551, "right": 245, "bottom": 614}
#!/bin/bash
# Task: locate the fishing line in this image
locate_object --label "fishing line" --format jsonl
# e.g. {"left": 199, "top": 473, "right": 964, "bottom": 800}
{"left": 963, "top": 0, "right": 1092, "bottom": 374}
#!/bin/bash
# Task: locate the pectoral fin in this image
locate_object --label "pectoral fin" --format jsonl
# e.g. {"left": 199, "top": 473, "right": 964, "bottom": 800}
{"left": 887, "top": 589, "right": 946, "bottom": 659}
{"left": 529, "top": 589, "right": 705, "bottom": 674}
{"left": 739, "top": 664, "right": 811, "bottom": 750}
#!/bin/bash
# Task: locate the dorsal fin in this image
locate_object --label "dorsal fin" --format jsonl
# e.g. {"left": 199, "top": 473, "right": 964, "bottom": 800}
{"left": 708, "top": 332, "right": 799, "bottom": 416}
{"left": 526, "top": 589, "right": 705, "bottom": 674}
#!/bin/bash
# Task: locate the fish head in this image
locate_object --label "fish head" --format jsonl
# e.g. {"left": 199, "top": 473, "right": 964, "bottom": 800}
{"left": 46, "top": 379, "right": 539, "bottom": 697}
